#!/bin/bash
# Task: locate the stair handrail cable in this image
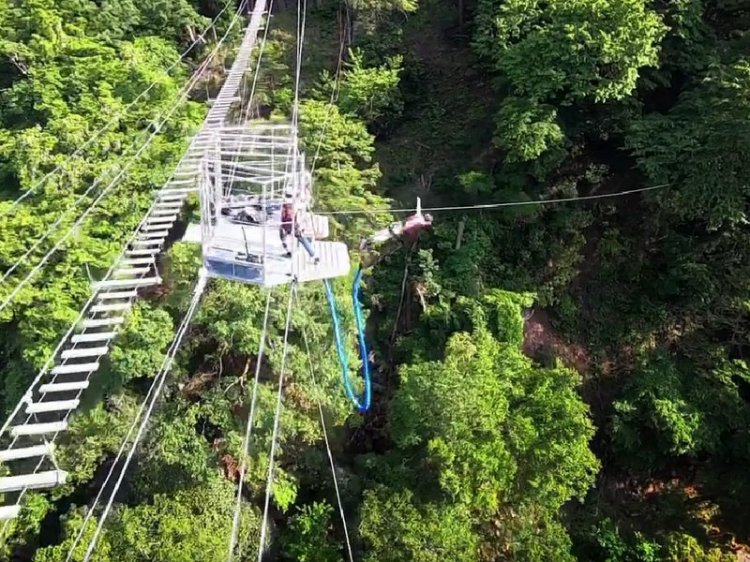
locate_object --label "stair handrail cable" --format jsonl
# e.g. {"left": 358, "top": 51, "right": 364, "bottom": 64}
{"left": 0, "top": 0, "right": 258, "bottom": 529}
{"left": 221, "top": 1, "right": 275, "bottom": 196}
{"left": 308, "top": 9, "right": 347, "bottom": 184}
{"left": 0, "top": 24, "right": 248, "bottom": 318}
{"left": 0, "top": 32, "right": 239, "bottom": 292}
{"left": 297, "top": 290, "right": 355, "bottom": 562}
{"left": 0, "top": 5, "right": 248, "bottom": 443}
{"left": 256, "top": 283, "right": 296, "bottom": 561}
{"left": 80, "top": 270, "right": 209, "bottom": 562}
{"left": 0, "top": 0, "right": 238, "bottom": 220}
{"left": 60, "top": 283, "right": 190, "bottom": 562}
{"left": 225, "top": 291, "right": 272, "bottom": 562}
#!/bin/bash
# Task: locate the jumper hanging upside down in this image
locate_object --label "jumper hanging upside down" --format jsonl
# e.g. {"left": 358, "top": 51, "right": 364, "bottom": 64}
{"left": 359, "top": 200, "right": 433, "bottom": 269}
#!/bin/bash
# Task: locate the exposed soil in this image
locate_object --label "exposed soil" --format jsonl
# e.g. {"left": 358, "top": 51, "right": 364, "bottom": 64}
{"left": 522, "top": 307, "right": 590, "bottom": 373}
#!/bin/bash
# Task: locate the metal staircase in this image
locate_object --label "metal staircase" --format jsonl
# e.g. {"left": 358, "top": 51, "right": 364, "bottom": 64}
{"left": 0, "top": 0, "right": 268, "bottom": 520}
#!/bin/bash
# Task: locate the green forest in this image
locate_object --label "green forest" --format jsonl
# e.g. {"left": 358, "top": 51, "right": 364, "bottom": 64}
{"left": 0, "top": 0, "right": 749, "bottom": 560}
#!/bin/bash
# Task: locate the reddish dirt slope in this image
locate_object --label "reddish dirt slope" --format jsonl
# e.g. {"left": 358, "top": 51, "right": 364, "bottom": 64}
{"left": 522, "top": 308, "right": 590, "bottom": 373}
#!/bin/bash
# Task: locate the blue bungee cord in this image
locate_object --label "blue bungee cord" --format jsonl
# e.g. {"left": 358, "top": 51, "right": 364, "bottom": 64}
{"left": 323, "top": 266, "right": 372, "bottom": 413}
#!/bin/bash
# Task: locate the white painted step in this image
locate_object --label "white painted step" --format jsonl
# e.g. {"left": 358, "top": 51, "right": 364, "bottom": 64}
{"left": 142, "top": 223, "right": 172, "bottom": 232}
{"left": 158, "top": 193, "right": 187, "bottom": 202}
{"left": 0, "top": 506, "right": 21, "bottom": 520}
{"left": 126, "top": 249, "right": 159, "bottom": 256}
{"left": 98, "top": 289, "right": 139, "bottom": 299}
{"left": 0, "top": 470, "right": 68, "bottom": 493}
{"left": 173, "top": 170, "right": 199, "bottom": 177}
{"left": 137, "top": 231, "right": 169, "bottom": 240}
{"left": 81, "top": 317, "right": 124, "bottom": 328}
{"left": 132, "top": 239, "right": 165, "bottom": 247}
{"left": 114, "top": 266, "right": 151, "bottom": 276}
{"left": 0, "top": 443, "right": 53, "bottom": 462}
{"left": 25, "top": 399, "right": 79, "bottom": 414}
{"left": 60, "top": 347, "right": 107, "bottom": 360}
{"left": 146, "top": 216, "right": 177, "bottom": 224}
{"left": 207, "top": 95, "right": 240, "bottom": 105}
{"left": 91, "top": 302, "right": 131, "bottom": 313}
{"left": 39, "top": 381, "right": 89, "bottom": 393}
{"left": 51, "top": 362, "right": 99, "bottom": 375}
{"left": 11, "top": 421, "right": 68, "bottom": 437}
{"left": 151, "top": 212, "right": 180, "bottom": 220}
{"left": 70, "top": 332, "right": 116, "bottom": 344}
{"left": 93, "top": 277, "right": 160, "bottom": 289}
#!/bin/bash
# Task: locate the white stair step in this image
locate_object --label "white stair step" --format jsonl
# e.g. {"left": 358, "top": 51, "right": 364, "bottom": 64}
{"left": 151, "top": 211, "right": 180, "bottom": 219}
{"left": 81, "top": 317, "right": 124, "bottom": 328}
{"left": 158, "top": 193, "right": 187, "bottom": 202}
{"left": 208, "top": 96, "right": 240, "bottom": 105}
{"left": 91, "top": 302, "right": 131, "bottom": 313}
{"left": 25, "top": 399, "right": 79, "bottom": 414}
{"left": 0, "top": 470, "right": 68, "bottom": 493}
{"left": 70, "top": 332, "right": 116, "bottom": 344}
{"left": 93, "top": 277, "right": 160, "bottom": 290}
{"left": 0, "top": 443, "right": 53, "bottom": 462}
{"left": 98, "top": 290, "right": 138, "bottom": 299}
{"left": 155, "top": 199, "right": 186, "bottom": 206}
{"left": 39, "top": 381, "right": 89, "bottom": 393}
{"left": 50, "top": 362, "right": 99, "bottom": 375}
{"left": 61, "top": 341, "right": 110, "bottom": 356}
{"left": 60, "top": 347, "right": 107, "bottom": 360}
{"left": 142, "top": 223, "right": 172, "bottom": 232}
{"left": 114, "top": 266, "right": 151, "bottom": 276}
{"left": 146, "top": 216, "right": 177, "bottom": 224}
{"left": 132, "top": 239, "right": 165, "bottom": 247}
{"left": 137, "top": 231, "right": 169, "bottom": 239}
{"left": 114, "top": 258, "right": 156, "bottom": 265}
{"left": 0, "top": 506, "right": 21, "bottom": 520}
{"left": 126, "top": 249, "right": 159, "bottom": 256}
{"left": 167, "top": 178, "right": 195, "bottom": 185}
{"left": 11, "top": 421, "right": 68, "bottom": 437}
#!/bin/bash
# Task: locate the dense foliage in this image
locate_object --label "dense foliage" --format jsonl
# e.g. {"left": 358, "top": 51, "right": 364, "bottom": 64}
{"left": 1, "top": 0, "right": 749, "bottom": 560}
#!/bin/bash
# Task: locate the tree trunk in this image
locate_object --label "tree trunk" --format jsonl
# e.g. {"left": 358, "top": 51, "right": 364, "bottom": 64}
{"left": 457, "top": 0, "right": 464, "bottom": 27}
{"left": 455, "top": 217, "right": 466, "bottom": 250}
{"left": 346, "top": 4, "right": 355, "bottom": 46}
